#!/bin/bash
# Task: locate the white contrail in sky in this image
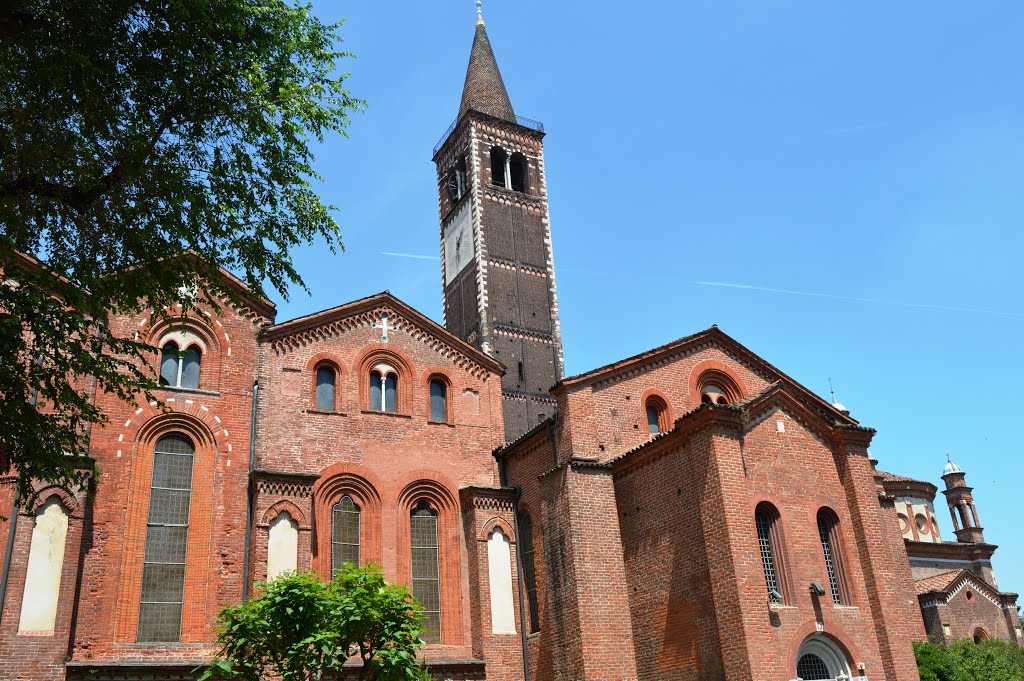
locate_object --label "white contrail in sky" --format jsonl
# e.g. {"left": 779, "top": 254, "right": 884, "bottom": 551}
{"left": 694, "top": 281, "right": 1024, "bottom": 318}
{"left": 381, "top": 252, "right": 439, "bottom": 261}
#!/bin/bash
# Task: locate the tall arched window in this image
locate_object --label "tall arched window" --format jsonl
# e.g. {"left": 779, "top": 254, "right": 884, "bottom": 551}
{"left": 159, "top": 340, "right": 202, "bottom": 390}
{"left": 138, "top": 433, "right": 194, "bottom": 642}
{"left": 519, "top": 513, "right": 540, "bottom": 633}
{"left": 509, "top": 153, "right": 528, "bottom": 193}
{"left": 817, "top": 508, "right": 848, "bottom": 605}
{"left": 429, "top": 379, "right": 448, "bottom": 423}
{"left": 411, "top": 501, "right": 441, "bottom": 643}
{"left": 370, "top": 364, "right": 398, "bottom": 413}
{"left": 755, "top": 503, "right": 786, "bottom": 604}
{"left": 315, "top": 365, "right": 336, "bottom": 412}
{"left": 332, "top": 496, "right": 360, "bottom": 576}
{"left": 490, "top": 147, "right": 508, "bottom": 188}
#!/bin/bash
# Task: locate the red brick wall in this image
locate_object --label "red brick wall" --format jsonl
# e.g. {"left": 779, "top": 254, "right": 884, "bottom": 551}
{"left": 922, "top": 584, "right": 1019, "bottom": 644}
{"left": 65, "top": 297, "right": 265, "bottom": 668}
{"left": 0, "top": 483, "right": 88, "bottom": 681}
{"left": 254, "top": 303, "right": 506, "bottom": 661}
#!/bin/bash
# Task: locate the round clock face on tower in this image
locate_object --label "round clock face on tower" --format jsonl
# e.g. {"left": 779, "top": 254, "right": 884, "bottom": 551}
{"left": 443, "top": 203, "right": 474, "bottom": 286}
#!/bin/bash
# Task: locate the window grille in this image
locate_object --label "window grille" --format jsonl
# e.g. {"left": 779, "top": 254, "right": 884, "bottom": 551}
{"left": 755, "top": 509, "right": 781, "bottom": 603}
{"left": 332, "top": 496, "right": 360, "bottom": 575}
{"left": 316, "top": 366, "right": 336, "bottom": 411}
{"left": 429, "top": 380, "right": 447, "bottom": 422}
{"left": 411, "top": 502, "right": 441, "bottom": 643}
{"left": 796, "top": 653, "right": 832, "bottom": 680}
{"left": 519, "top": 514, "right": 540, "bottom": 633}
{"left": 818, "top": 512, "right": 842, "bottom": 604}
{"left": 138, "top": 434, "right": 194, "bottom": 642}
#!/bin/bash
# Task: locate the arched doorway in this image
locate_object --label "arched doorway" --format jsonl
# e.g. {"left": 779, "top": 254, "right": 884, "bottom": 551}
{"left": 796, "top": 635, "right": 851, "bottom": 680}
{"left": 973, "top": 627, "right": 990, "bottom": 644}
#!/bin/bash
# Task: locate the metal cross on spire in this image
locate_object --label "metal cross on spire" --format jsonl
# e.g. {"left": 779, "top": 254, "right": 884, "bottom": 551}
{"left": 476, "top": 0, "right": 484, "bottom": 25}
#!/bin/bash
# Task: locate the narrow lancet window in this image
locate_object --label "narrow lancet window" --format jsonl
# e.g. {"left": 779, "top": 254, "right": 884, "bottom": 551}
{"left": 411, "top": 501, "right": 441, "bottom": 643}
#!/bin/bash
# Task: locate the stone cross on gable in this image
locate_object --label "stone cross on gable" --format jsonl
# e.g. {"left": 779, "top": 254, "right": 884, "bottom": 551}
{"left": 375, "top": 312, "right": 390, "bottom": 343}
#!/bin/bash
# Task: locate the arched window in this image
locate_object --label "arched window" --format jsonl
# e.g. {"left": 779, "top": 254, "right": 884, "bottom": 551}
{"left": 490, "top": 147, "right": 508, "bottom": 188}
{"left": 817, "top": 508, "right": 848, "bottom": 605}
{"left": 158, "top": 339, "right": 202, "bottom": 390}
{"left": 445, "top": 156, "right": 468, "bottom": 203}
{"left": 18, "top": 497, "right": 69, "bottom": 634}
{"left": 645, "top": 396, "right": 667, "bottom": 435}
{"left": 159, "top": 341, "right": 179, "bottom": 386}
{"left": 332, "top": 496, "right": 360, "bottom": 576}
{"left": 315, "top": 365, "right": 336, "bottom": 412}
{"left": 429, "top": 379, "right": 448, "bottom": 423}
{"left": 138, "top": 433, "right": 195, "bottom": 642}
{"left": 509, "top": 153, "right": 528, "bottom": 193}
{"left": 700, "top": 383, "right": 729, "bottom": 405}
{"left": 370, "top": 364, "right": 398, "bottom": 413}
{"left": 519, "top": 513, "right": 540, "bottom": 633}
{"left": 755, "top": 503, "right": 786, "bottom": 604}
{"left": 411, "top": 501, "right": 441, "bottom": 643}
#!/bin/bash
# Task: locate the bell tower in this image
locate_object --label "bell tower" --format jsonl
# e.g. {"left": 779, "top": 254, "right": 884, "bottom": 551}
{"left": 434, "top": 7, "right": 564, "bottom": 442}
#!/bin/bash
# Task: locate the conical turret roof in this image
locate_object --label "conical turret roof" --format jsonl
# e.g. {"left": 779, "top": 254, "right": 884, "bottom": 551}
{"left": 459, "top": 21, "right": 515, "bottom": 123}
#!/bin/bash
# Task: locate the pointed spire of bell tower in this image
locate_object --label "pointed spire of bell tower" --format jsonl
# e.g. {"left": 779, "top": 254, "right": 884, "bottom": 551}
{"left": 459, "top": 2, "right": 516, "bottom": 123}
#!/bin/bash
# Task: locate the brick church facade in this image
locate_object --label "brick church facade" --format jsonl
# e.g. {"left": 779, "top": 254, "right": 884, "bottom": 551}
{"left": 0, "top": 10, "right": 1019, "bottom": 681}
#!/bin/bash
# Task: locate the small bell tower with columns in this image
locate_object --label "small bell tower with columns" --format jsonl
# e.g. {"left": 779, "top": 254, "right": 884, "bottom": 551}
{"left": 941, "top": 457, "right": 986, "bottom": 544}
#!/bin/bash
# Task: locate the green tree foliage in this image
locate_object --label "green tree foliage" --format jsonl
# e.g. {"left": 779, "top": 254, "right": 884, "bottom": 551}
{"left": 0, "top": 0, "right": 363, "bottom": 505}
{"left": 199, "top": 565, "right": 430, "bottom": 681}
{"left": 914, "top": 639, "right": 1024, "bottom": 681}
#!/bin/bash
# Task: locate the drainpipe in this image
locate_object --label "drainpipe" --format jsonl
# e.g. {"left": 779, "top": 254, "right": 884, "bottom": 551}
{"left": 0, "top": 482, "right": 20, "bottom": 626}
{"left": 241, "top": 380, "right": 258, "bottom": 604}
{"left": 497, "top": 454, "right": 531, "bottom": 681}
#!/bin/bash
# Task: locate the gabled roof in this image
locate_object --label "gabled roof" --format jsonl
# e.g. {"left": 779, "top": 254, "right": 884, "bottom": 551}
{"left": 915, "top": 568, "right": 1016, "bottom": 605}
{"left": 553, "top": 325, "right": 858, "bottom": 427}
{"left": 916, "top": 570, "right": 964, "bottom": 595}
{"left": 459, "top": 22, "right": 515, "bottom": 123}
{"left": 264, "top": 291, "right": 504, "bottom": 376}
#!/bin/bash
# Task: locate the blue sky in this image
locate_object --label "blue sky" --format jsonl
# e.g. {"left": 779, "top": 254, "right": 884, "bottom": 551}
{"left": 284, "top": 2, "right": 1024, "bottom": 592}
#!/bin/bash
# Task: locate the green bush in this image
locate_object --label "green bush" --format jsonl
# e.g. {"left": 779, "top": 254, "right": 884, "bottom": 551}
{"left": 914, "top": 639, "right": 1024, "bottom": 681}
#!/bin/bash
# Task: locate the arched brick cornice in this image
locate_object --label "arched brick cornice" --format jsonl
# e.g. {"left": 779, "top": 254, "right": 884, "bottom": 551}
{"left": 395, "top": 471, "right": 460, "bottom": 514}
{"left": 28, "top": 487, "right": 81, "bottom": 518}
{"left": 268, "top": 304, "right": 498, "bottom": 380}
{"left": 306, "top": 351, "right": 346, "bottom": 374}
{"left": 689, "top": 360, "right": 746, "bottom": 404}
{"left": 260, "top": 499, "right": 309, "bottom": 530}
{"left": 131, "top": 403, "right": 221, "bottom": 456}
{"left": 480, "top": 517, "right": 515, "bottom": 543}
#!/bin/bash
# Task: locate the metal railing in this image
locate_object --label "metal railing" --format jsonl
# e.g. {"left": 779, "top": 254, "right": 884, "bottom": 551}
{"left": 433, "top": 114, "right": 545, "bottom": 156}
